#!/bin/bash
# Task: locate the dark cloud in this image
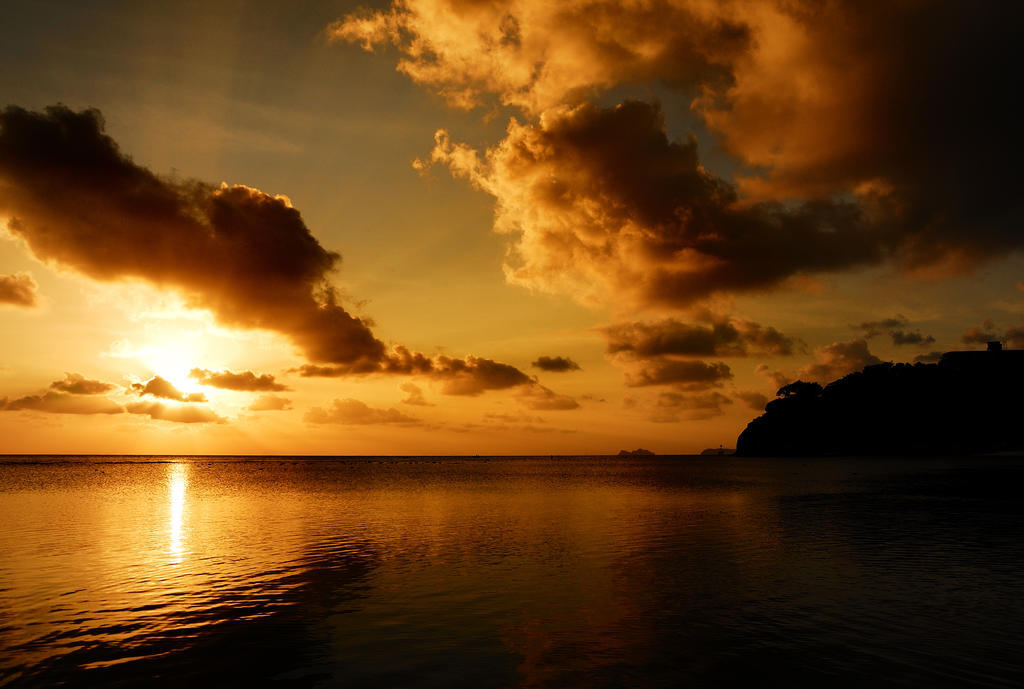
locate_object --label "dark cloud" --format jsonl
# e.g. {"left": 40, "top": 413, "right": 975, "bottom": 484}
{"left": 733, "top": 390, "right": 768, "bottom": 412}
{"left": 299, "top": 350, "right": 534, "bottom": 396}
{"left": 399, "top": 382, "right": 431, "bottom": 406}
{"left": 702, "top": 2, "right": 1024, "bottom": 277}
{"left": 426, "top": 101, "right": 878, "bottom": 309}
{"left": 304, "top": 399, "right": 420, "bottom": 425}
{"left": 248, "top": 395, "right": 293, "bottom": 412}
{"left": 913, "top": 351, "right": 944, "bottom": 364}
{"left": 531, "top": 356, "right": 580, "bottom": 372}
{"left": 49, "top": 373, "right": 115, "bottom": 395}
{"left": 889, "top": 330, "right": 935, "bottom": 346}
{"left": 353, "top": 2, "right": 1024, "bottom": 302}
{"left": 126, "top": 401, "right": 224, "bottom": 424}
{"left": 604, "top": 316, "right": 798, "bottom": 358}
{"left": 1, "top": 391, "right": 122, "bottom": 415}
{"left": 853, "top": 315, "right": 934, "bottom": 346}
{"left": 652, "top": 391, "right": 732, "bottom": 422}
{"left": 962, "top": 320, "right": 1024, "bottom": 348}
{"left": 517, "top": 384, "right": 579, "bottom": 410}
{"left": 0, "top": 105, "right": 386, "bottom": 369}
{"left": 854, "top": 316, "right": 910, "bottom": 339}
{"left": 623, "top": 360, "right": 732, "bottom": 390}
{"left": 131, "top": 376, "right": 207, "bottom": 403}
{"left": 0, "top": 105, "right": 538, "bottom": 391}
{"left": 189, "top": 368, "right": 288, "bottom": 392}
{"left": 0, "top": 272, "right": 38, "bottom": 307}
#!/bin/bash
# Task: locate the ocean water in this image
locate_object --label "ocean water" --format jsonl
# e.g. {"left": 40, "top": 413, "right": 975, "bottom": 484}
{"left": 1, "top": 455, "right": 1022, "bottom": 688}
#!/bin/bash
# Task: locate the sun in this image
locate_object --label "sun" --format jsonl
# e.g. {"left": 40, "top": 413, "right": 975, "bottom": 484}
{"left": 137, "top": 338, "right": 206, "bottom": 393}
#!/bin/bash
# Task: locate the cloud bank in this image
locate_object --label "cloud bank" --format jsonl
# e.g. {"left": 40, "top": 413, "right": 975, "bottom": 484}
{"left": 339, "top": 0, "right": 1024, "bottom": 305}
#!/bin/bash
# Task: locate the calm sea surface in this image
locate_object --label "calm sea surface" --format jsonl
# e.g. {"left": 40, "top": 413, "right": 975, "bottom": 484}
{"left": 1, "top": 455, "right": 1022, "bottom": 687}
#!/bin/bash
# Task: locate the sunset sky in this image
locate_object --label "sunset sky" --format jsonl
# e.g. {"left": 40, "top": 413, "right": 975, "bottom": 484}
{"left": 1, "top": 0, "right": 1021, "bottom": 454}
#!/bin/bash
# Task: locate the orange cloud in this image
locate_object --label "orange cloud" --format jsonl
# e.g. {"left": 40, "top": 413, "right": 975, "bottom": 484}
{"left": 247, "top": 395, "right": 293, "bottom": 412}
{"left": 126, "top": 401, "right": 224, "bottom": 424}
{"left": 131, "top": 376, "right": 207, "bottom": 403}
{"left": 304, "top": 399, "right": 420, "bottom": 425}
{"left": 0, "top": 272, "right": 38, "bottom": 307}
{"left": 604, "top": 315, "right": 799, "bottom": 358}
{"left": 329, "top": 0, "right": 747, "bottom": 114}
{"left": 517, "top": 384, "right": 579, "bottom": 410}
{"left": 652, "top": 391, "right": 732, "bottom": 422}
{"left": 623, "top": 359, "right": 731, "bottom": 390}
{"left": 399, "top": 382, "right": 431, "bottom": 406}
{"left": 189, "top": 368, "right": 289, "bottom": 392}
{"left": 1, "top": 391, "right": 122, "bottom": 415}
{"left": 49, "top": 373, "right": 116, "bottom": 395}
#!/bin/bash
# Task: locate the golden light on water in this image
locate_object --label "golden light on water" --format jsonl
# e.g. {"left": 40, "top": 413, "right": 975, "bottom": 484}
{"left": 168, "top": 464, "right": 188, "bottom": 563}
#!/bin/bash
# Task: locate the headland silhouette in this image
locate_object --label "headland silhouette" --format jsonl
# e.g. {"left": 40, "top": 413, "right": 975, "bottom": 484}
{"left": 737, "top": 342, "right": 1024, "bottom": 456}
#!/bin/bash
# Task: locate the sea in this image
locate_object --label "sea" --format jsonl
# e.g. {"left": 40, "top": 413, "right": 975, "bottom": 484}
{"left": 1, "top": 455, "right": 1022, "bottom": 688}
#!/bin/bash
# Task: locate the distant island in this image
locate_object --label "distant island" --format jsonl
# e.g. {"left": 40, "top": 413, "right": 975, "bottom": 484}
{"left": 737, "top": 342, "right": 1024, "bottom": 456}
{"left": 700, "top": 447, "right": 736, "bottom": 456}
{"left": 618, "top": 448, "right": 655, "bottom": 456}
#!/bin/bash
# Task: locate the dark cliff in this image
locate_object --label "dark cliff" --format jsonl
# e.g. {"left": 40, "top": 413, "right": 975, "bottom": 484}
{"left": 736, "top": 344, "right": 1024, "bottom": 456}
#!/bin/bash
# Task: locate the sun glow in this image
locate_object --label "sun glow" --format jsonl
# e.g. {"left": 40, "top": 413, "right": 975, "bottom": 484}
{"left": 139, "top": 342, "right": 205, "bottom": 392}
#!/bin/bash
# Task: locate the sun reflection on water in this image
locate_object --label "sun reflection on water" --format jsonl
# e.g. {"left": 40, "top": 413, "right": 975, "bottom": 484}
{"left": 168, "top": 464, "right": 187, "bottom": 563}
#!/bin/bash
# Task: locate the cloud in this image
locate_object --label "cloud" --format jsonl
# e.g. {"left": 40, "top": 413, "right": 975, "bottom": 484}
{"left": 962, "top": 320, "right": 1024, "bottom": 348}
{"left": 299, "top": 349, "right": 534, "bottom": 395}
{"left": 131, "top": 376, "right": 207, "bottom": 403}
{"left": 853, "top": 315, "right": 934, "bottom": 346}
{"left": 854, "top": 316, "right": 910, "bottom": 339}
{"left": 399, "top": 382, "right": 431, "bottom": 406}
{"left": 0, "top": 105, "right": 388, "bottom": 369}
{"left": 603, "top": 315, "right": 798, "bottom": 358}
{"left": 517, "top": 384, "right": 579, "bottom": 410}
{"left": 755, "top": 363, "right": 790, "bottom": 391}
{"left": 0, "top": 105, "right": 537, "bottom": 392}
{"left": 889, "top": 330, "right": 935, "bottom": 346}
{"left": 126, "top": 401, "right": 224, "bottom": 424}
{"left": 531, "top": 356, "right": 580, "bottom": 372}
{"left": 329, "top": 0, "right": 748, "bottom": 114}
{"left": 695, "top": 3, "right": 1024, "bottom": 276}
{"left": 1, "top": 390, "right": 122, "bottom": 415}
{"left": 483, "top": 412, "right": 545, "bottom": 424}
{"left": 49, "top": 373, "right": 115, "bottom": 395}
{"left": 247, "top": 394, "right": 293, "bottom": 412}
{"left": 0, "top": 272, "right": 39, "bottom": 307}
{"left": 798, "top": 340, "right": 884, "bottom": 385}
{"left": 189, "top": 368, "right": 288, "bottom": 392}
{"left": 304, "top": 398, "right": 421, "bottom": 425}
{"left": 422, "top": 101, "right": 878, "bottom": 309}
{"left": 913, "top": 351, "right": 944, "bottom": 364}
{"left": 623, "top": 359, "right": 731, "bottom": 390}
{"left": 651, "top": 391, "right": 732, "bottom": 422}
{"left": 756, "top": 339, "right": 885, "bottom": 389}
{"left": 344, "top": 1, "right": 1024, "bottom": 294}
{"left": 733, "top": 390, "right": 768, "bottom": 412}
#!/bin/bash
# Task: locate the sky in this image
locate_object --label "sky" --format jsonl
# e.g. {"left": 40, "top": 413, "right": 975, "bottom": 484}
{"left": 0, "top": 0, "right": 1022, "bottom": 455}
